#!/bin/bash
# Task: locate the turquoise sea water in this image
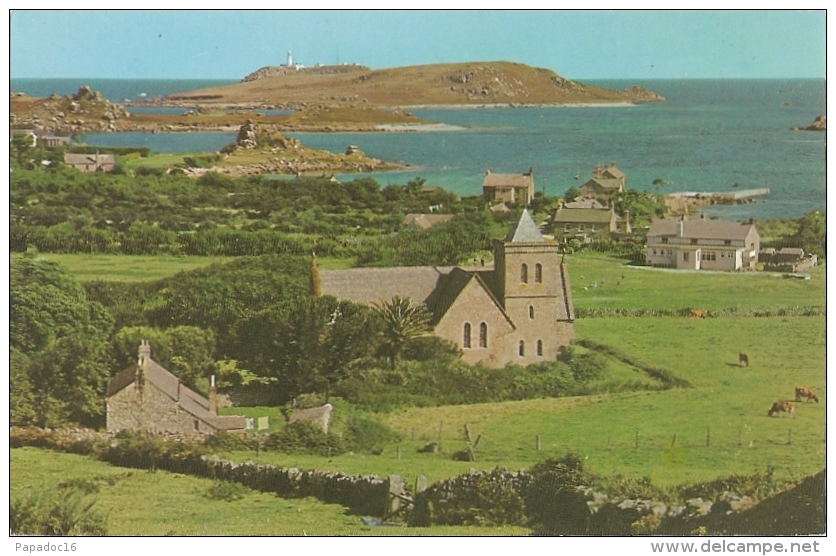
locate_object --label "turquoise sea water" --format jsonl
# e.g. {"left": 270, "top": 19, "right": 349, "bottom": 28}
{"left": 12, "top": 78, "right": 825, "bottom": 220}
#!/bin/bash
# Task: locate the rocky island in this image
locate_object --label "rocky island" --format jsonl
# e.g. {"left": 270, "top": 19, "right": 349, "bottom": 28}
{"left": 792, "top": 114, "right": 826, "bottom": 131}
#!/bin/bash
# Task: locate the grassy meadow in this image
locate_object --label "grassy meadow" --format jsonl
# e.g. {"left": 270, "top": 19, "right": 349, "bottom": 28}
{"left": 10, "top": 447, "right": 529, "bottom": 536}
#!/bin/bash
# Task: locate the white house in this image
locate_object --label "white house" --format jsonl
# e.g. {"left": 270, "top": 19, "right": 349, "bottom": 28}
{"left": 645, "top": 217, "right": 760, "bottom": 271}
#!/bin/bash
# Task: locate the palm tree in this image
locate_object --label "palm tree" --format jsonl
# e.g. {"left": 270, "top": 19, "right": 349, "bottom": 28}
{"left": 372, "top": 296, "right": 431, "bottom": 368}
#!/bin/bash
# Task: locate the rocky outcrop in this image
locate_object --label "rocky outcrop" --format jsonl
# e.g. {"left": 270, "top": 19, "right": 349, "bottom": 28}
{"left": 242, "top": 64, "right": 370, "bottom": 83}
{"left": 9, "top": 86, "right": 130, "bottom": 134}
{"left": 622, "top": 85, "right": 666, "bottom": 103}
{"left": 793, "top": 114, "right": 826, "bottom": 131}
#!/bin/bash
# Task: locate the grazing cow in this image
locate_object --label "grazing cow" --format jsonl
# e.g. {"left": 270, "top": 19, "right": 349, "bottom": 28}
{"left": 795, "top": 387, "right": 820, "bottom": 403}
{"left": 690, "top": 309, "right": 706, "bottom": 319}
{"left": 768, "top": 401, "right": 795, "bottom": 417}
{"left": 739, "top": 352, "right": 750, "bottom": 367}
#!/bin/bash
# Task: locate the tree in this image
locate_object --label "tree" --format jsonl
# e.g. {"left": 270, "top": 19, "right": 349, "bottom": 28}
{"left": 10, "top": 256, "right": 110, "bottom": 355}
{"left": 373, "top": 296, "right": 432, "bottom": 369}
{"left": 795, "top": 210, "right": 825, "bottom": 257}
{"left": 27, "top": 332, "right": 112, "bottom": 428}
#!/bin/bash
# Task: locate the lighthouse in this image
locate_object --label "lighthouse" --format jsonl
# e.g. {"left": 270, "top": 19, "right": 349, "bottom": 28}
{"left": 287, "top": 50, "right": 293, "bottom": 67}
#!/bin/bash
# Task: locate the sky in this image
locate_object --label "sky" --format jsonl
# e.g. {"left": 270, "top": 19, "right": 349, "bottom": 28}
{"left": 8, "top": 9, "right": 827, "bottom": 80}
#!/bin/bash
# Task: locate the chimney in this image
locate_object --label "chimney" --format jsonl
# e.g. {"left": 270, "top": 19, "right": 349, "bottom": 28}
{"left": 677, "top": 218, "right": 685, "bottom": 237}
{"left": 486, "top": 169, "right": 491, "bottom": 175}
{"left": 209, "top": 374, "right": 218, "bottom": 415}
{"left": 138, "top": 339, "right": 151, "bottom": 367}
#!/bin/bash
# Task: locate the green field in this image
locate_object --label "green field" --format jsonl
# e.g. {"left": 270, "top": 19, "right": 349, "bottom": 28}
{"left": 12, "top": 251, "right": 826, "bottom": 533}
{"left": 10, "top": 447, "right": 529, "bottom": 536}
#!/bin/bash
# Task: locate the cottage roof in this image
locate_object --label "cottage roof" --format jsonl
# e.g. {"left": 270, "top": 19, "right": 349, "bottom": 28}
{"left": 107, "top": 350, "right": 244, "bottom": 431}
{"left": 564, "top": 197, "right": 606, "bottom": 209}
{"left": 647, "top": 219, "right": 757, "bottom": 241}
{"left": 505, "top": 209, "right": 545, "bottom": 242}
{"left": 582, "top": 177, "right": 623, "bottom": 191}
{"left": 64, "top": 153, "right": 115, "bottom": 165}
{"left": 482, "top": 171, "right": 534, "bottom": 189}
{"left": 489, "top": 202, "right": 511, "bottom": 213}
{"left": 402, "top": 213, "right": 454, "bottom": 230}
{"left": 551, "top": 207, "right": 615, "bottom": 224}
{"left": 600, "top": 164, "right": 625, "bottom": 179}
{"left": 320, "top": 266, "right": 454, "bottom": 306}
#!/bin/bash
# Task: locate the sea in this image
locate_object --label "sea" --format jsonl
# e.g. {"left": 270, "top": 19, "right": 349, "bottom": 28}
{"left": 10, "top": 77, "right": 826, "bottom": 220}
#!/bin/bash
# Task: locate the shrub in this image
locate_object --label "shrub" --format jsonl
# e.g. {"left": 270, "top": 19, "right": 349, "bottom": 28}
{"left": 203, "top": 431, "right": 259, "bottom": 452}
{"left": 344, "top": 416, "right": 402, "bottom": 453}
{"left": 203, "top": 480, "right": 249, "bottom": 502}
{"left": 10, "top": 489, "right": 108, "bottom": 536}
{"left": 525, "top": 454, "right": 591, "bottom": 535}
{"left": 263, "top": 420, "right": 344, "bottom": 456}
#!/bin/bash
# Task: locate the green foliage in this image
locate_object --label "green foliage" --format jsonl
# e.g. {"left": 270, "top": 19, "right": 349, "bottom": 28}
{"left": 373, "top": 296, "right": 432, "bottom": 368}
{"left": 203, "top": 480, "right": 249, "bottom": 502}
{"left": 183, "top": 154, "right": 221, "bottom": 168}
{"left": 10, "top": 488, "right": 108, "bottom": 536}
{"left": 343, "top": 416, "right": 402, "bottom": 453}
{"left": 570, "top": 351, "right": 608, "bottom": 382}
{"left": 794, "top": 210, "right": 825, "bottom": 257}
{"left": 676, "top": 468, "right": 781, "bottom": 502}
{"left": 263, "top": 420, "right": 345, "bottom": 456}
{"left": 10, "top": 349, "right": 36, "bottom": 426}
{"left": 525, "top": 454, "right": 590, "bottom": 535}
{"left": 564, "top": 186, "right": 579, "bottom": 203}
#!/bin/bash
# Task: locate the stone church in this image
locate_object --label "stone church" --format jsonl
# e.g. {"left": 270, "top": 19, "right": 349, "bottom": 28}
{"left": 321, "top": 210, "right": 575, "bottom": 367}
{"left": 107, "top": 341, "right": 246, "bottom": 435}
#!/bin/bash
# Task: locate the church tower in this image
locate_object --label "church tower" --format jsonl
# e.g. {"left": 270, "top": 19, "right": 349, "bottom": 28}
{"left": 493, "top": 210, "right": 574, "bottom": 363}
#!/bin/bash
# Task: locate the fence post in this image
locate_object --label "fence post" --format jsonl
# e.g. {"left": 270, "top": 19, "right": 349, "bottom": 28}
{"left": 635, "top": 429, "right": 639, "bottom": 449}
{"left": 671, "top": 433, "right": 677, "bottom": 448}
{"left": 788, "top": 429, "right": 793, "bottom": 445}
{"left": 536, "top": 435, "right": 541, "bottom": 451}
{"left": 606, "top": 435, "right": 612, "bottom": 450}
{"left": 397, "top": 445, "right": 402, "bottom": 460}
{"left": 738, "top": 428, "right": 742, "bottom": 446}
{"left": 706, "top": 427, "right": 711, "bottom": 448}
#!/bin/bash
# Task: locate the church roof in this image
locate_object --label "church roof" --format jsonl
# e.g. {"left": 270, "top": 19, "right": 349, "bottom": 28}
{"left": 320, "top": 266, "right": 453, "bottom": 306}
{"left": 505, "top": 209, "right": 545, "bottom": 242}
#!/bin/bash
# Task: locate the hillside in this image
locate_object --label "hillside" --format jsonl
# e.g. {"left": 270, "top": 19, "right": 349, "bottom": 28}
{"left": 166, "top": 61, "right": 665, "bottom": 107}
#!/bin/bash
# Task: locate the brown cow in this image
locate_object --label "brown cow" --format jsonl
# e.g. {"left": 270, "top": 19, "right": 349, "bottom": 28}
{"left": 795, "top": 387, "right": 820, "bottom": 403}
{"left": 768, "top": 400, "right": 795, "bottom": 417}
{"left": 690, "top": 309, "right": 706, "bottom": 319}
{"left": 739, "top": 352, "right": 750, "bottom": 367}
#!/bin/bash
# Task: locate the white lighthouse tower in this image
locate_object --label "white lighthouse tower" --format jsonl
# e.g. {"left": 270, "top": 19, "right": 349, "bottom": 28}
{"left": 287, "top": 51, "right": 293, "bottom": 68}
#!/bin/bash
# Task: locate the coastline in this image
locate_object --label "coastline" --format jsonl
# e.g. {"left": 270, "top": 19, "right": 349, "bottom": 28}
{"left": 394, "top": 101, "right": 638, "bottom": 110}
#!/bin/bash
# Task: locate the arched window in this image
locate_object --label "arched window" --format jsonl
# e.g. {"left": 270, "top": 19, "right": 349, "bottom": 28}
{"left": 537, "top": 340, "right": 543, "bottom": 356}
{"left": 529, "top": 306, "right": 535, "bottom": 319}
{"left": 535, "top": 263, "right": 543, "bottom": 283}
{"left": 521, "top": 263, "right": 528, "bottom": 283}
{"left": 479, "top": 322, "right": 488, "bottom": 348}
{"left": 463, "top": 322, "right": 471, "bottom": 349}
{"left": 519, "top": 340, "right": 525, "bottom": 356}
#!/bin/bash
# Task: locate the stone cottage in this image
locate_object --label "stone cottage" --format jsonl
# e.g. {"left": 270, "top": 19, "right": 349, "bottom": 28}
{"left": 578, "top": 162, "right": 626, "bottom": 201}
{"left": 106, "top": 341, "right": 246, "bottom": 435}
{"left": 482, "top": 169, "right": 536, "bottom": 205}
{"left": 321, "top": 210, "right": 575, "bottom": 367}
{"left": 645, "top": 217, "right": 760, "bottom": 271}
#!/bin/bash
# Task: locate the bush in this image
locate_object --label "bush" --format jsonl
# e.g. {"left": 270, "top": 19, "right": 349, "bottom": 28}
{"left": 344, "top": 416, "right": 402, "bottom": 453}
{"left": 203, "top": 431, "right": 259, "bottom": 452}
{"left": 10, "top": 489, "right": 108, "bottom": 535}
{"left": 525, "top": 454, "right": 591, "bottom": 535}
{"left": 203, "top": 480, "right": 249, "bottom": 502}
{"left": 263, "top": 420, "right": 344, "bottom": 456}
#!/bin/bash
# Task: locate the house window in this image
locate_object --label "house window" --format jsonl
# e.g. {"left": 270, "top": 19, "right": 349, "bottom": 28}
{"left": 535, "top": 263, "right": 542, "bottom": 283}
{"left": 691, "top": 239, "right": 698, "bottom": 245}
{"left": 725, "top": 240, "right": 732, "bottom": 246}
{"left": 463, "top": 322, "right": 472, "bottom": 349}
{"left": 193, "top": 420, "right": 200, "bottom": 431}
{"left": 590, "top": 226, "right": 597, "bottom": 233}
{"left": 701, "top": 251, "right": 716, "bottom": 261}
{"left": 518, "top": 341, "right": 525, "bottom": 356}
{"left": 652, "top": 249, "right": 657, "bottom": 256}
{"left": 662, "top": 238, "right": 669, "bottom": 244}
{"left": 529, "top": 306, "right": 535, "bottom": 319}
{"left": 479, "top": 322, "right": 488, "bottom": 348}
{"left": 564, "top": 225, "right": 571, "bottom": 233}
{"left": 683, "top": 252, "right": 690, "bottom": 262}
{"left": 578, "top": 225, "right": 585, "bottom": 232}
{"left": 521, "top": 264, "right": 528, "bottom": 283}
{"left": 537, "top": 340, "right": 543, "bottom": 356}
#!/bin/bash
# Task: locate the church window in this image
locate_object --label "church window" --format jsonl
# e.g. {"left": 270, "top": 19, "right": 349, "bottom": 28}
{"left": 193, "top": 420, "right": 200, "bottom": 431}
{"left": 537, "top": 340, "right": 543, "bottom": 356}
{"left": 535, "top": 263, "right": 542, "bottom": 283}
{"left": 529, "top": 306, "right": 534, "bottom": 319}
{"left": 521, "top": 263, "right": 528, "bottom": 283}
{"left": 519, "top": 340, "right": 525, "bottom": 356}
{"left": 463, "top": 322, "right": 472, "bottom": 349}
{"left": 479, "top": 322, "right": 488, "bottom": 348}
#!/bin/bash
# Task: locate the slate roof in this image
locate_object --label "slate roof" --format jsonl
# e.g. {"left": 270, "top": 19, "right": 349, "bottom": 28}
{"left": 505, "top": 209, "right": 545, "bottom": 242}
{"left": 64, "top": 153, "right": 115, "bottom": 166}
{"left": 600, "top": 164, "right": 625, "bottom": 179}
{"left": 551, "top": 207, "right": 615, "bottom": 224}
{"left": 582, "top": 177, "right": 623, "bottom": 191}
{"left": 403, "top": 213, "right": 454, "bottom": 230}
{"left": 564, "top": 197, "right": 606, "bottom": 209}
{"left": 482, "top": 171, "right": 534, "bottom": 189}
{"left": 647, "top": 219, "right": 757, "bottom": 241}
